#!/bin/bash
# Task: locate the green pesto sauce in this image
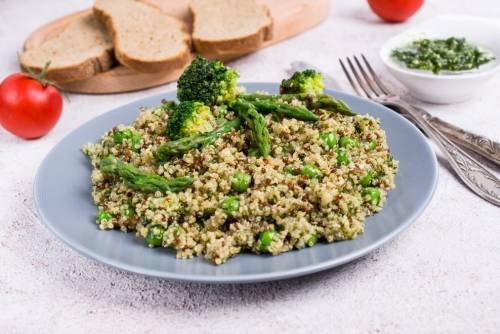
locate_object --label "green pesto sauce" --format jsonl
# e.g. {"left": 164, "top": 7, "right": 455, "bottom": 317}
{"left": 392, "top": 37, "right": 495, "bottom": 74}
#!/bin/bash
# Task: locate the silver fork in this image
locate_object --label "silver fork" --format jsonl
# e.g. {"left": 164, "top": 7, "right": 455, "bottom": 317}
{"left": 339, "top": 55, "right": 500, "bottom": 207}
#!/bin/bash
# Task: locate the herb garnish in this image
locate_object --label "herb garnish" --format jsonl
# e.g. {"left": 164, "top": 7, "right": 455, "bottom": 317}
{"left": 392, "top": 37, "right": 495, "bottom": 74}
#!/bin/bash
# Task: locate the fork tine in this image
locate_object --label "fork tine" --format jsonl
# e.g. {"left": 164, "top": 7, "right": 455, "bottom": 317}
{"left": 338, "top": 58, "right": 363, "bottom": 97}
{"left": 361, "top": 54, "right": 392, "bottom": 95}
{"left": 353, "top": 55, "right": 382, "bottom": 96}
{"left": 346, "top": 57, "right": 374, "bottom": 99}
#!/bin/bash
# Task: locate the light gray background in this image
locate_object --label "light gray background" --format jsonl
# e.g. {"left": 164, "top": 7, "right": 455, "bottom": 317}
{"left": 1, "top": 0, "right": 499, "bottom": 333}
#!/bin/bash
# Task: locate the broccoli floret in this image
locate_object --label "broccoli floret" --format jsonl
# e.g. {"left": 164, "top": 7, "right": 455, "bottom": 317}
{"left": 177, "top": 56, "right": 239, "bottom": 105}
{"left": 280, "top": 69, "right": 325, "bottom": 95}
{"left": 160, "top": 99, "right": 177, "bottom": 112}
{"left": 166, "top": 101, "right": 215, "bottom": 140}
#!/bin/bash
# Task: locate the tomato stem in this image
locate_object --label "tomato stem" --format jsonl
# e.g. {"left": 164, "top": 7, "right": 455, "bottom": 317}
{"left": 17, "top": 56, "right": 66, "bottom": 98}
{"left": 37, "top": 61, "right": 51, "bottom": 87}
{"left": 20, "top": 59, "right": 62, "bottom": 91}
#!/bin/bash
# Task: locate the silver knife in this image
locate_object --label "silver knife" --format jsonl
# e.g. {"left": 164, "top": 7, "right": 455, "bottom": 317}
{"left": 290, "top": 61, "right": 500, "bottom": 167}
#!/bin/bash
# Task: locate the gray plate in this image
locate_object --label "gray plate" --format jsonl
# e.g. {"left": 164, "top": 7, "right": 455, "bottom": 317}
{"left": 34, "top": 83, "right": 438, "bottom": 283}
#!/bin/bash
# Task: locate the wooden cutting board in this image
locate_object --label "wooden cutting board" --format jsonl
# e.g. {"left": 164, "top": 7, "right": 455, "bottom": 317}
{"left": 24, "top": 0, "right": 329, "bottom": 94}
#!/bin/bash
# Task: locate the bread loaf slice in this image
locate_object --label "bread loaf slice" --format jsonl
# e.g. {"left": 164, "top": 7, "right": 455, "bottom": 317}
{"left": 190, "top": 0, "right": 273, "bottom": 56}
{"left": 20, "top": 14, "right": 114, "bottom": 83}
{"left": 93, "top": 0, "right": 191, "bottom": 73}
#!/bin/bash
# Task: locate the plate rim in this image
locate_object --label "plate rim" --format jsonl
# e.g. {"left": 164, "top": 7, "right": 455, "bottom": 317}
{"left": 33, "top": 83, "right": 438, "bottom": 283}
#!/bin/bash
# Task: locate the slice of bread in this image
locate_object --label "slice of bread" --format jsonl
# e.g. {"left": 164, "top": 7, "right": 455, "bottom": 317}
{"left": 93, "top": 0, "right": 191, "bottom": 73}
{"left": 190, "top": 0, "right": 273, "bottom": 56}
{"left": 20, "top": 14, "right": 114, "bottom": 83}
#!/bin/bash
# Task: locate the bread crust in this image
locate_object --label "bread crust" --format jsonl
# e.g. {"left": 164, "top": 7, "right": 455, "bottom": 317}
{"left": 190, "top": 2, "right": 273, "bottom": 56}
{"left": 20, "top": 15, "right": 115, "bottom": 83}
{"left": 93, "top": 1, "right": 191, "bottom": 73}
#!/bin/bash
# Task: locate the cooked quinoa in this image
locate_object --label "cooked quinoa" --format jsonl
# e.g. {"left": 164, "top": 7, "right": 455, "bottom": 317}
{"left": 83, "top": 101, "right": 398, "bottom": 265}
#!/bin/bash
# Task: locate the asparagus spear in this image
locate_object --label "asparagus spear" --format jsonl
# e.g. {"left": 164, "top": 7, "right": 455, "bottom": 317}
{"left": 155, "top": 118, "right": 241, "bottom": 162}
{"left": 246, "top": 99, "right": 319, "bottom": 122}
{"left": 230, "top": 100, "right": 271, "bottom": 158}
{"left": 241, "top": 93, "right": 356, "bottom": 116}
{"left": 100, "top": 156, "right": 193, "bottom": 193}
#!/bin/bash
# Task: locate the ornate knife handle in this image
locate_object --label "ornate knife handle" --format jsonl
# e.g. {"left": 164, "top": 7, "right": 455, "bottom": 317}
{"left": 413, "top": 106, "right": 500, "bottom": 167}
{"left": 392, "top": 100, "right": 500, "bottom": 207}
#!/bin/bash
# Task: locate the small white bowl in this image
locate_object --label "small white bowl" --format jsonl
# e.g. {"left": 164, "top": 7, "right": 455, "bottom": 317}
{"left": 380, "top": 15, "right": 500, "bottom": 104}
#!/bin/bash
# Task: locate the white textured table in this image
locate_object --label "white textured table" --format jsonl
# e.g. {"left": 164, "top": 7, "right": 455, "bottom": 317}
{"left": 1, "top": 1, "right": 499, "bottom": 333}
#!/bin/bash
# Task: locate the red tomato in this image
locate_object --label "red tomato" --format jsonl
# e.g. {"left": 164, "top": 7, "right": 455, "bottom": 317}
{"left": 0, "top": 73, "right": 62, "bottom": 139}
{"left": 368, "top": 0, "right": 424, "bottom": 22}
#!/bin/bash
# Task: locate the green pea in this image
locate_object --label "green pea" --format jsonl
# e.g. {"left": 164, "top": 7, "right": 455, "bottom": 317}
{"left": 368, "top": 140, "right": 378, "bottom": 150}
{"left": 221, "top": 196, "right": 240, "bottom": 215}
{"left": 259, "top": 230, "right": 278, "bottom": 252}
{"left": 301, "top": 164, "right": 322, "bottom": 178}
{"left": 232, "top": 172, "right": 251, "bottom": 193}
{"left": 131, "top": 132, "right": 141, "bottom": 152}
{"left": 121, "top": 203, "right": 135, "bottom": 218}
{"left": 145, "top": 225, "right": 165, "bottom": 247}
{"left": 360, "top": 171, "right": 373, "bottom": 187}
{"left": 122, "top": 129, "right": 133, "bottom": 138}
{"left": 113, "top": 131, "right": 125, "bottom": 144}
{"left": 320, "top": 132, "right": 337, "bottom": 149}
{"left": 339, "top": 136, "right": 358, "bottom": 148}
{"left": 96, "top": 210, "right": 113, "bottom": 224}
{"left": 339, "top": 136, "right": 349, "bottom": 147}
{"left": 337, "top": 148, "right": 349, "bottom": 166}
{"left": 284, "top": 166, "right": 297, "bottom": 175}
{"left": 363, "top": 187, "right": 381, "bottom": 205}
{"left": 120, "top": 129, "right": 135, "bottom": 144}
{"left": 114, "top": 129, "right": 141, "bottom": 152}
{"left": 306, "top": 233, "right": 318, "bottom": 247}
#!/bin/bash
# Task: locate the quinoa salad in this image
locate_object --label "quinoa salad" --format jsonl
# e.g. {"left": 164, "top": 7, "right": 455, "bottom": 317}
{"left": 83, "top": 57, "right": 398, "bottom": 265}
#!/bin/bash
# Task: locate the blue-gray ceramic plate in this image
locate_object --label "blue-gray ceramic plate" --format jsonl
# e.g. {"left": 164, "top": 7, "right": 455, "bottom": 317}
{"left": 34, "top": 83, "right": 438, "bottom": 283}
